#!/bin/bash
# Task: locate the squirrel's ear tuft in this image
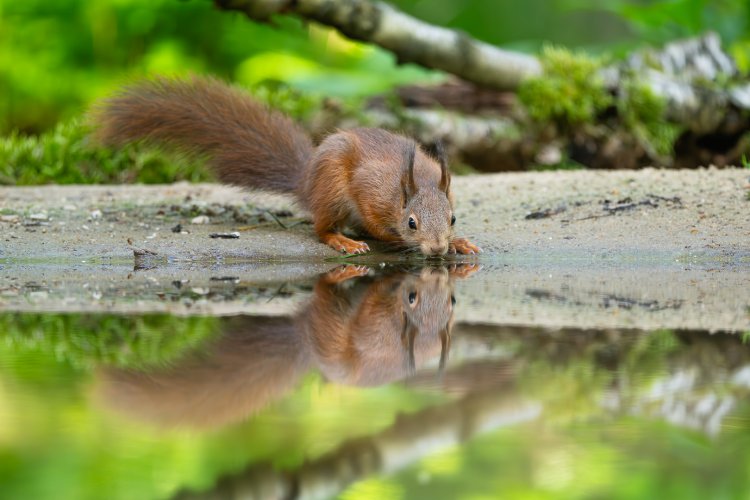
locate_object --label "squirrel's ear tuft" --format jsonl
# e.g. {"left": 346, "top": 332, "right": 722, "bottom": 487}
{"left": 436, "top": 140, "right": 451, "bottom": 194}
{"left": 401, "top": 142, "right": 417, "bottom": 207}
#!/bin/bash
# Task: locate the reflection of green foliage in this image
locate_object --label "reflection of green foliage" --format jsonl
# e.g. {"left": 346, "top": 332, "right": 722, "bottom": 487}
{"left": 618, "top": 79, "right": 682, "bottom": 158}
{"left": 366, "top": 329, "right": 750, "bottom": 500}
{"left": 521, "top": 357, "right": 610, "bottom": 419}
{"left": 0, "top": 313, "right": 218, "bottom": 370}
{"left": 518, "top": 330, "right": 679, "bottom": 422}
{"left": 518, "top": 46, "right": 612, "bottom": 126}
{"left": 377, "top": 409, "right": 750, "bottom": 500}
{"left": 621, "top": 329, "right": 679, "bottom": 372}
{"left": 0, "top": 316, "right": 446, "bottom": 500}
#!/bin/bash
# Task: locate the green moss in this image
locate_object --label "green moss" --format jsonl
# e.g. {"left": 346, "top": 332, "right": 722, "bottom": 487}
{"left": 520, "top": 46, "right": 682, "bottom": 161}
{"left": 518, "top": 46, "right": 612, "bottom": 126}
{"left": 0, "top": 119, "right": 211, "bottom": 185}
{"left": 618, "top": 79, "right": 682, "bottom": 158}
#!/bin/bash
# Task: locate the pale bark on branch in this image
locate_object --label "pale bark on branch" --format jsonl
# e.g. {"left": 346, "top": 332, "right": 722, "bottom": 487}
{"left": 212, "top": 0, "right": 750, "bottom": 168}
{"left": 214, "top": 0, "right": 542, "bottom": 90}
{"left": 604, "top": 33, "right": 750, "bottom": 133}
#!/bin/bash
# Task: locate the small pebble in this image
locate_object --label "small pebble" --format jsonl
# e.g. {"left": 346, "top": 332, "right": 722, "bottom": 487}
{"left": 209, "top": 232, "right": 240, "bottom": 239}
{"left": 191, "top": 215, "right": 210, "bottom": 224}
{"left": 29, "top": 213, "right": 48, "bottom": 221}
{"left": 90, "top": 209, "right": 102, "bottom": 220}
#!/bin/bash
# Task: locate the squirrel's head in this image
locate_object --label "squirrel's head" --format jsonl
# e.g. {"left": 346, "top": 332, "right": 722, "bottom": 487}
{"left": 311, "top": 266, "right": 456, "bottom": 386}
{"left": 400, "top": 266, "right": 455, "bottom": 334}
{"left": 398, "top": 142, "right": 454, "bottom": 256}
{"left": 383, "top": 266, "right": 456, "bottom": 379}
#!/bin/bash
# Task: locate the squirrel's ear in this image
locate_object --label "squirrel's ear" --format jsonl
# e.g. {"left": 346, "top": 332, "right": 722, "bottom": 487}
{"left": 436, "top": 140, "right": 451, "bottom": 194}
{"left": 400, "top": 314, "right": 417, "bottom": 377}
{"left": 438, "top": 322, "right": 452, "bottom": 373}
{"left": 401, "top": 143, "right": 417, "bottom": 206}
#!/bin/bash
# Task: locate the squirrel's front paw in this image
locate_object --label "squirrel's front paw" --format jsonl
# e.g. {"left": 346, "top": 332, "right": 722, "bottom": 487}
{"left": 321, "top": 233, "right": 371, "bottom": 255}
{"left": 449, "top": 237, "right": 482, "bottom": 255}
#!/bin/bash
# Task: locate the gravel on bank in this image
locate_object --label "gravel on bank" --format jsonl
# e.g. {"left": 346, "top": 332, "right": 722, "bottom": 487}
{"left": 1, "top": 167, "right": 748, "bottom": 262}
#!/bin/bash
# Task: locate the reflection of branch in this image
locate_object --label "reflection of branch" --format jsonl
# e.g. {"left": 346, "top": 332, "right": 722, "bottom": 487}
{"left": 173, "top": 390, "right": 541, "bottom": 500}
{"left": 214, "top": 0, "right": 541, "bottom": 90}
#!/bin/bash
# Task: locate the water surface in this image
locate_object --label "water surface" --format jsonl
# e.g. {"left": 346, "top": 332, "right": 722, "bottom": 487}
{"left": 1, "top": 264, "right": 749, "bottom": 499}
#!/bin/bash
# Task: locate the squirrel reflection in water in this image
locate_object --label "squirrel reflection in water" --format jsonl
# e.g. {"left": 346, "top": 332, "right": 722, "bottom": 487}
{"left": 98, "top": 264, "right": 478, "bottom": 428}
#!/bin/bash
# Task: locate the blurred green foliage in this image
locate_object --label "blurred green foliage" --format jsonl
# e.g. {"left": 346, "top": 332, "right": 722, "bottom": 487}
{"left": 0, "top": 0, "right": 748, "bottom": 183}
{"left": 0, "top": 0, "right": 439, "bottom": 136}
{"left": 2, "top": 0, "right": 748, "bottom": 136}
{"left": 394, "top": 0, "right": 749, "bottom": 58}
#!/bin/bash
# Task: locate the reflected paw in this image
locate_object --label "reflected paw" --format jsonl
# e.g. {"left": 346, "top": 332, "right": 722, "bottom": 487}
{"left": 324, "top": 264, "right": 371, "bottom": 284}
{"left": 448, "top": 263, "right": 481, "bottom": 278}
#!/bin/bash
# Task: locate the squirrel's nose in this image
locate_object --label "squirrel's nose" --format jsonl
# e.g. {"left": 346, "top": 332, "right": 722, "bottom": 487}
{"left": 424, "top": 243, "right": 449, "bottom": 256}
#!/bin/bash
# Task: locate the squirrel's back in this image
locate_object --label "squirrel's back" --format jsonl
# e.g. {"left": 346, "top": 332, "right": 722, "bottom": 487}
{"left": 93, "top": 76, "right": 313, "bottom": 195}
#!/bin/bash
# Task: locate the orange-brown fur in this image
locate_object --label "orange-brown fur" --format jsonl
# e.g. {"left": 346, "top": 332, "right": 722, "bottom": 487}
{"left": 306, "top": 266, "right": 455, "bottom": 386}
{"left": 94, "top": 76, "right": 481, "bottom": 256}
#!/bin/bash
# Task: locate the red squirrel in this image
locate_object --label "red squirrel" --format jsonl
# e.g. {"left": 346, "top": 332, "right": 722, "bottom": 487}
{"left": 94, "top": 76, "right": 481, "bottom": 256}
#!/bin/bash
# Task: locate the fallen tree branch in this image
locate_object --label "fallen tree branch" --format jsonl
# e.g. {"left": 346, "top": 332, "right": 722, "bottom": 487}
{"left": 214, "top": 0, "right": 541, "bottom": 90}
{"left": 211, "top": 0, "right": 750, "bottom": 169}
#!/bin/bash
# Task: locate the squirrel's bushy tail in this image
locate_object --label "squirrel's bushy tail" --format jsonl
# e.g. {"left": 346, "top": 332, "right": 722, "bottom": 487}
{"left": 93, "top": 76, "right": 313, "bottom": 195}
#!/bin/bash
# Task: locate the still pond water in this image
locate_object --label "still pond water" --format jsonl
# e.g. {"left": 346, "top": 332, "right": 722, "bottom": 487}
{"left": 1, "top": 264, "right": 749, "bottom": 499}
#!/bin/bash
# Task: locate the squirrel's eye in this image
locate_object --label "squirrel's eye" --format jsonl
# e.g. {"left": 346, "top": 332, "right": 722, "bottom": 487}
{"left": 451, "top": 295, "right": 456, "bottom": 305}
{"left": 451, "top": 215, "right": 456, "bottom": 226}
{"left": 409, "top": 292, "right": 417, "bottom": 304}
{"left": 408, "top": 217, "right": 417, "bottom": 230}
